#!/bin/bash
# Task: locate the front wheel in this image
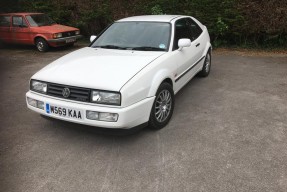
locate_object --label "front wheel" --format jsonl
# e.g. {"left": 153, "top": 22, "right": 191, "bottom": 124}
{"left": 35, "top": 38, "right": 49, "bottom": 52}
{"left": 149, "top": 82, "right": 175, "bottom": 130}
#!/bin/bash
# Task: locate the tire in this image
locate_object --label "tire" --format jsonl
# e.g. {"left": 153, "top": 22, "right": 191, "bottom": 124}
{"left": 149, "top": 82, "right": 175, "bottom": 130}
{"left": 198, "top": 50, "right": 211, "bottom": 77}
{"left": 35, "top": 38, "right": 49, "bottom": 52}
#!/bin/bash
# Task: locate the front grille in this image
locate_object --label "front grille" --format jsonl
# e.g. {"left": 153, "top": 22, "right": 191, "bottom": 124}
{"left": 62, "top": 31, "right": 76, "bottom": 37}
{"left": 47, "top": 83, "right": 90, "bottom": 102}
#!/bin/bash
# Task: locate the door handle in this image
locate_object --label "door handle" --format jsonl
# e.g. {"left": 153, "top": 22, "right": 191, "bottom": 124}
{"left": 196, "top": 43, "right": 200, "bottom": 47}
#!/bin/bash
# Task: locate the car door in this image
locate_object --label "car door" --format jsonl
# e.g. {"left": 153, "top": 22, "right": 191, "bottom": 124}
{"left": 188, "top": 18, "right": 205, "bottom": 73}
{"left": 169, "top": 18, "right": 203, "bottom": 92}
{"left": 11, "top": 15, "right": 31, "bottom": 44}
{"left": 0, "top": 15, "right": 12, "bottom": 43}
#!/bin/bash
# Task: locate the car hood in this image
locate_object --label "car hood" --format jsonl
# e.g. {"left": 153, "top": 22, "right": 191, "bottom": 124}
{"left": 32, "top": 47, "right": 165, "bottom": 91}
{"left": 32, "top": 24, "right": 78, "bottom": 33}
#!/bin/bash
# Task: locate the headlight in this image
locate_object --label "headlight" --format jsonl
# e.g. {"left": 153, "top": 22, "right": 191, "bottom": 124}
{"left": 91, "top": 90, "right": 121, "bottom": 105}
{"left": 75, "top": 30, "right": 80, "bottom": 35}
{"left": 30, "top": 80, "right": 47, "bottom": 93}
{"left": 53, "top": 33, "right": 62, "bottom": 38}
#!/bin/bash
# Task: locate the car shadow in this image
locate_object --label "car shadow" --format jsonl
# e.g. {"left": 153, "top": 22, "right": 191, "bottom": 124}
{"left": 40, "top": 114, "right": 151, "bottom": 137}
{"left": 174, "top": 76, "right": 202, "bottom": 98}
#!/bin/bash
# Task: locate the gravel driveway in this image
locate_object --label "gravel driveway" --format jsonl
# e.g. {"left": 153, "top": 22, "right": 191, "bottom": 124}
{"left": 0, "top": 44, "right": 287, "bottom": 192}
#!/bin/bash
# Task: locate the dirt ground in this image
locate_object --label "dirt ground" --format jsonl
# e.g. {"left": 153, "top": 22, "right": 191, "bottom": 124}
{"left": 0, "top": 43, "right": 287, "bottom": 192}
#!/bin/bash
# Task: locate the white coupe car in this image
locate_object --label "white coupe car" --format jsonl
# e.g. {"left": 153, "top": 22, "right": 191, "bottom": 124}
{"left": 26, "top": 15, "right": 212, "bottom": 130}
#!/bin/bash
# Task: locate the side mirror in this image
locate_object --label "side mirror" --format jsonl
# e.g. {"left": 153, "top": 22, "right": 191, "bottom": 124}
{"left": 90, "top": 35, "right": 97, "bottom": 43}
{"left": 178, "top": 38, "right": 191, "bottom": 51}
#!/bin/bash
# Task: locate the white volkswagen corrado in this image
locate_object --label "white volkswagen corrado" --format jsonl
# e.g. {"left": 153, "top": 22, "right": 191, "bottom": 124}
{"left": 26, "top": 15, "right": 212, "bottom": 130}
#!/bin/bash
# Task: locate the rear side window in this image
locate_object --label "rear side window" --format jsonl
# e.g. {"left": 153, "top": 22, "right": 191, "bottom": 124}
{"left": 188, "top": 18, "right": 203, "bottom": 39}
{"left": 0, "top": 16, "right": 10, "bottom": 27}
{"left": 12, "top": 16, "right": 28, "bottom": 27}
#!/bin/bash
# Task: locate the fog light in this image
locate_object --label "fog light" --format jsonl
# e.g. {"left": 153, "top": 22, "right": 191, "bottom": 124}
{"left": 37, "top": 101, "right": 44, "bottom": 110}
{"left": 27, "top": 97, "right": 37, "bottom": 108}
{"left": 99, "top": 112, "right": 118, "bottom": 122}
{"left": 27, "top": 97, "right": 44, "bottom": 110}
{"left": 86, "top": 111, "right": 118, "bottom": 122}
{"left": 86, "top": 110, "right": 99, "bottom": 120}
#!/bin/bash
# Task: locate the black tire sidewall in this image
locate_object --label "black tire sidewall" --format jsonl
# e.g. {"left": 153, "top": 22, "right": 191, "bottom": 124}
{"left": 199, "top": 50, "right": 211, "bottom": 77}
{"left": 149, "top": 82, "right": 175, "bottom": 130}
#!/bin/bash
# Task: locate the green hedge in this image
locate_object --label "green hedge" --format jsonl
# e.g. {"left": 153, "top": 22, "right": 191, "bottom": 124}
{"left": 1, "top": 0, "right": 286, "bottom": 48}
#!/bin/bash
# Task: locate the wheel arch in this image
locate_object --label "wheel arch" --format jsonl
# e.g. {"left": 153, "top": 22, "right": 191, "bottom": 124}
{"left": 148, "top": 69, "right": 174, "bottom": 97}
{"left": 203, "top": 42, "right": 212, "bottom": 57}
{"left": 34, "top": 35, "right": 48, "bottom": 44}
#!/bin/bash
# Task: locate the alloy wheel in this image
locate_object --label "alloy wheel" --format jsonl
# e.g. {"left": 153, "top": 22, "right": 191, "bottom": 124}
{"left": 37, "top": 41, "right": 44, "bottom": 51}
{"left": 155, "top": 90, "right": 172, "bottom": 122}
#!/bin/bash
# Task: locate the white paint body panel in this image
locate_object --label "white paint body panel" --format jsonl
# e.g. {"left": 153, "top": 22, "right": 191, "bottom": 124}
{"left": 26, "top": 15, "right": 211, "bottom": 129}
{"left": 26, "top": 91, "right": 154, "bottom": 129}
{"left": 32, "top": 47, "right": 164, "bottom": 92}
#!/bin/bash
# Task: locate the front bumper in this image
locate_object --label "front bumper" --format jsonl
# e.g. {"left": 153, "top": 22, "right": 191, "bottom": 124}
{"left": 26, "top": 91, "right": 154, "bottom": 129}
{"left": 47, "top": 35, "right": 82, "bottom": 43}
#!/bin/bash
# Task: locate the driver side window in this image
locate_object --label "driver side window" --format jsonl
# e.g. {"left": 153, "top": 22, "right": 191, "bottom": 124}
{"left": 173, "top": 18, "right": 193, "bottom": 50}
{"left": 173, "top": 18, "right": 203, "bottom": 50}
{"left": 12, "top": 16, "right": 27, "bottom": 27}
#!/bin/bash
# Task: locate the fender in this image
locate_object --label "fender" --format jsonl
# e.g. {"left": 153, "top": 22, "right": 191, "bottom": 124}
{"left": 120, "top": 52, "right": 176, "bottom": 107}
{"left": 148, "top": 69, "right": 174, "bottom": 97}
{"left": 120, "top": 65, "right": 174, "bottom": 107}
{"left": 203, "top": 41, "right": 212, "bottom": 57}
{"left": 34, "top": 34, "right": 49, "bottom": 43}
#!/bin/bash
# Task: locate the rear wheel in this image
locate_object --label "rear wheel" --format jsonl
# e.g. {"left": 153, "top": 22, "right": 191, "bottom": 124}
{"left": 149, "top": 82, "right": 174, "bottom": 130}
{"left": 198, "top": 51, "right": 211, "bottom": 77}
{"left": 35, "top": 38, "right": 49, "bottom": 52}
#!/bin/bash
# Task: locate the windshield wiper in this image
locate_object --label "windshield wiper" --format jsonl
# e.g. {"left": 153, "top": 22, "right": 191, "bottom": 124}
{"left": 94, "top": 45, "right": 127, "bottom": 50}
{"left": 131, "top": 46, "right": 165, "bottom": 51}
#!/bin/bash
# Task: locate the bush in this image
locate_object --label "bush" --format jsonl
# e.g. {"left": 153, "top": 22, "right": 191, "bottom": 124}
{"left": 0, "top": 0, "right": 285, "bottom": 48}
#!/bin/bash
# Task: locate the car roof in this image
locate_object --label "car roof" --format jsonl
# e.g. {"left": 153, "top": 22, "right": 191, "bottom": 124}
{"left": 117, "top": 15, "right": 186, "bottom": 22}
{"left": 0, "top": 13, "right": 44, "bottom": 16}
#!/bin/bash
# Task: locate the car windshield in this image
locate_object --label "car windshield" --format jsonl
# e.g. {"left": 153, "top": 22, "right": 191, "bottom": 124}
{"left": 91, "top": 22, "right": 171, "bottom": 51}
{"left": 26, "top": 14, "right": 56, "bottom": 27}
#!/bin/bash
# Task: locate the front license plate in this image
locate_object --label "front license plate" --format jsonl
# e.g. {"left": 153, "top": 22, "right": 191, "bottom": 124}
{"left": 66, "top": 38, "right": 76, "bottom": 43}
{"left": 46, "top": 103, "right": 82, "bottom": 119}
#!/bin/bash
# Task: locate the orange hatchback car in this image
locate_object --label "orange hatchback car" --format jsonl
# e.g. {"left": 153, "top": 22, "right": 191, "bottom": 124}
{"left": 0, "top": 13, "right": 82, "bottom": 51}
